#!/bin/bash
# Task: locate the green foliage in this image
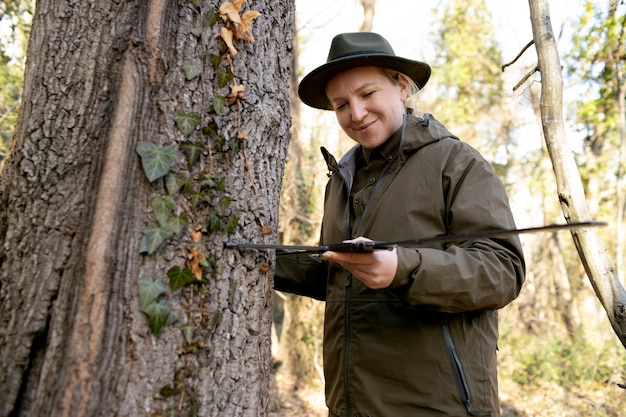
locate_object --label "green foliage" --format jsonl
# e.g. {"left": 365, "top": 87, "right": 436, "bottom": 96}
{"left": 566, "top": 1, "right": 625, "bottom": 156}
{"left": 189, "top": 26, "right": 202, "bottom": 37}
{"left": 180, "top": 141, "right": 206, "bottom": 169}
{"left": 0, "top": 0, "right": 33, "bottom": 163}
{"left": 138, "top": 276, "right": 175, "bottom": 336}
{"left": 136, "top": 142, "right": 179, "bottom": 182}
{"left": 173, "top": 109, "right": 202, "bottom": 137}
{"left": 167, "top": 266, "right": 196, "bottom": 291}
{"left": 140, "top": 222, "right": 174, "bottom": 255}
{"left": 167, "top": 213, "right": 188, "bottom": 235}
{"left": 143, "top": 300, "right": 176, "bottom": 336}
{"left": 165, "top": 172, "right": 191, "bottom": 195}
{"left": 431, "top": 0, "right": 504, "bottom": 128}
{"left": 152, "top": 196, "right": 176, "bottom": 225}
{"left": 132, "top": 0, "right": 251, "bottom": 353}
{"left": 225, "top": 214, "right": 238, "bottom": 234}
{"left": 182, "top": 61, "right": 203, "bottom": 80}
{"left": 207, "top": 7, "right": 220, "bottom": 26}
{"left": 505, "top": 331, "right": 626, "bottom": 391}
{"left": 139, "top": 196, "right": 188, "bottom": 254}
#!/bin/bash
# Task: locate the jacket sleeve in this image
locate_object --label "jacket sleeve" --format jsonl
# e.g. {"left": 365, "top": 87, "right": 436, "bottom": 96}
{"left": 274, "top": 253, "right": 328, "bottom": 301}
{"left": 389, "top": 144, "right": 526, "bottom": 313}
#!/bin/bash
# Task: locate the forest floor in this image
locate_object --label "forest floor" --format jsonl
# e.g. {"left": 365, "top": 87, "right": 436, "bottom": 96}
{"left": 267, "top": 364, "right": 625, "bottom": 417}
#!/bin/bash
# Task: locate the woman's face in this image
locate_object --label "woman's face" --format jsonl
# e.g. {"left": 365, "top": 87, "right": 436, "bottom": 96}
{"left": 326, "top": 66, "right": 408, "bottom": 149}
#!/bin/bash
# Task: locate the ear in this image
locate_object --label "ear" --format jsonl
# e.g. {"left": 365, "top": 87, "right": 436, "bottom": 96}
{"left": 397, "top": 74, "right": 410, "bottom": 101}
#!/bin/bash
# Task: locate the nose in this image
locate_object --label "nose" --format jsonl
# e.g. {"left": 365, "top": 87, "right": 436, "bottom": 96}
{"left": 351, "top": 100, "right": 367, "bottom": 122}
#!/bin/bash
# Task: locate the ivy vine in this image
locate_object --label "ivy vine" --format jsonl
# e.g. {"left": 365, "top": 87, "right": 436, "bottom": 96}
{"left": 133, "top": 1, "right": 264, "bottom": 413}
{"left": 136, "top": 0, "right": 261, "bottom": 338}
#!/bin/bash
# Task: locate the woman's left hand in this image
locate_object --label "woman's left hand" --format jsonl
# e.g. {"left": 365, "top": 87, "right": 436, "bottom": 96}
{"left": 320, "top": 237, "right": 398, "bottom": 289}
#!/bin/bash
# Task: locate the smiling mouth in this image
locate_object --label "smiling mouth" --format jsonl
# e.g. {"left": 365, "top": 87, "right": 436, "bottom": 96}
{"left": 357, "top": 120, "right": 375, "bottom": 131}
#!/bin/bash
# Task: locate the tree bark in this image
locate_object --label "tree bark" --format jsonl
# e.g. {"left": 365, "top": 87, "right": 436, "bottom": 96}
{"left": 528, "top": 0, "right": 626, "bottom": 348}
{"left": 0, "top": 1, "right": 294, "bottom": 416}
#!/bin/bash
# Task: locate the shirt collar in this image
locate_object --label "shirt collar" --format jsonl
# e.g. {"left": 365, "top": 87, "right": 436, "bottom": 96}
{"left": 361, "top": 124, "right": 404, "bottom": 165}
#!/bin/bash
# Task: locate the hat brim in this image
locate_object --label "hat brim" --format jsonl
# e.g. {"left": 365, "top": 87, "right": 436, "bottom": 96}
{"left": 298, "top": 54, "right": 431, "bottom": 110}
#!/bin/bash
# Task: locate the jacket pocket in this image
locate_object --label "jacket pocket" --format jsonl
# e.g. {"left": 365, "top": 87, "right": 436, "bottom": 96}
{"left": 441, "top": 323, "right": 492, "bottom": 416}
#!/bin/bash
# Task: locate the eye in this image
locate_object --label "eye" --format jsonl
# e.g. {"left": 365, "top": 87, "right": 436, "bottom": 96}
{"left": 334, "top": 102, "right": 347, "bottom": 111}
{"left": 363, "top": 90, "right": 376, "bottom": 98}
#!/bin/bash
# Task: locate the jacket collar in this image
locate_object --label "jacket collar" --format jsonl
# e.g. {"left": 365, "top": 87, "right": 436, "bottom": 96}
{"left": 322, "top": 113, "right": 458, "bottom": 176}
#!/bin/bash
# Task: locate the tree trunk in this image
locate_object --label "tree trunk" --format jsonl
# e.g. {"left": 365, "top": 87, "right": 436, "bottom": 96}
{"left": 528, "top": 0, "right": 626, "bottom": 348}
{"left": 0, "top": 1, "right": 294, "bottom": 416}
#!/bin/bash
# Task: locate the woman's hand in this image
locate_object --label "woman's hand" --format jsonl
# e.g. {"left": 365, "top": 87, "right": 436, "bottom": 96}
{"left": 320, "top": 237, "right": 398, "bottom": 289}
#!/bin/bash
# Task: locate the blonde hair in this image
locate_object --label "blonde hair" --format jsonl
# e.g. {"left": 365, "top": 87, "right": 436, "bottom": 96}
{"left": 381, "top": 69, "right": 421, "bottom": 115}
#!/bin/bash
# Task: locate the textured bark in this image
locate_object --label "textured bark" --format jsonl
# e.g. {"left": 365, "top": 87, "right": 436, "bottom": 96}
{"left": 0, "top": 1, "right": 294, "bottom": 416}
{"left": 528, "top": 0, "right": 626, "bottom": 348}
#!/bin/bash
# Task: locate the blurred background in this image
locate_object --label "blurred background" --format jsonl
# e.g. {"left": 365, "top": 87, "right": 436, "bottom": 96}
{"left": 1, "top": 1, "right": 624, "bottom": 415}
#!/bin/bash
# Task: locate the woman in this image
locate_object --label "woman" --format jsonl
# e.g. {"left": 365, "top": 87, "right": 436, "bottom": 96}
{"left": 275, "top": 32, "right": 525, "bottom": 417}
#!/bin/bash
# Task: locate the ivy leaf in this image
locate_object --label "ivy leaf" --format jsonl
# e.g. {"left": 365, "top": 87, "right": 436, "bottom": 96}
{"left": 190, "top": 192, "right": 210, "bottom": 210}
{"left": 189, "top": 26, "right": 202, "bottom": 37}
{"left": 219, "top": 196, "right": 231, "bottom": 212}
{"left": 143, "top": 300, "right": 175, "bottom": 335}
{"left": 208, "top": 213, "right": 221, "bottom": 232}
{"left": 168, "top": 213, "right": 188, "bottom": 235}
{"left": 181, "top": 324, "right": 197, "bottom": 343}
{"left": 225, "top": 214, "right": 239, "bottom": 234}
{"left": 189, "top": 0, "right": 202, "bottom": 8}
{"left": 213, "top": 96, "right": 225, "bottom": 115}
{"left": 173, "top": 110, "right": 201, "bottom": 137}
{"left": 209, "top": 54, "right": 223, "bottom": 71}
{"left": 165, "top": 173, "right": 188, "bottom": 196}
{"left": 203, "top": 120, "right": 219, "bottom": 137}
{"left": 208, "top": 7, "right": 220, "bottom": 26}
{"left": 152, "top": 196, "right": 176, "bottom": 227}
{"left": 182, "top": 61, "right": 202, "bottom": 80}
{"left": 168, "top": 266, "right": 197, "bottom": 292}
{"left": 138, "top": 276, "right": 166, "bottom": 311}
{"left": 140, "top": 222, "right": 174, "bottom": 254}
{"left": 181, "top": 141, "right": 206, "bottom": 169}
{"left": 136, "top": 142, "right": 178, "bottom": 183}
{"left": 216, "top": 68, "right": 234, "bottom": 88}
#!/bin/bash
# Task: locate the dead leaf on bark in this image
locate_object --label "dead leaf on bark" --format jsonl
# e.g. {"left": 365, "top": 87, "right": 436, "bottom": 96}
{"left": 218, "top": 0, "right": 261, "bottom": 54}
{"left": 187, "top": 248, "right": 205, "bottom": 280}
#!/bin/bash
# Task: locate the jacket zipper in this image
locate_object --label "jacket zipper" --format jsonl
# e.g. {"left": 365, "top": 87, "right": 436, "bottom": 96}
{"left": 442, "top": 323, "right": 474, "bottom": 415}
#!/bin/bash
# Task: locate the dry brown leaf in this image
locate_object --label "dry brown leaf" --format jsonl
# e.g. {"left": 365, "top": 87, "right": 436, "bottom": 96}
{"left": 220, "top": 27, "right": 238, "bottom": 56}
{"left": 228, "top": 83, "right": 246, "bottom": 103}
{"left": 230, "top": 83, "right": 245, "bottom": 97}
{"left": 191, "top": 230, "right": 202, "bottom": 243}
{"left": 259, "top": 262, "right": 269, "bottom": 273}
{"left": 232, "top": 0, "right": 247, "bottom": 11}
{"left": 187, "top": 248, "right": 205, "bottom": 281}
{"left": 261, "top": 226, "right": 273, "bottom": 235}
{"left": 219, "top": 3, "right": 242, "bottom": 25}
{"left": 236, "top": 10, "right": 261, "bottom": 41}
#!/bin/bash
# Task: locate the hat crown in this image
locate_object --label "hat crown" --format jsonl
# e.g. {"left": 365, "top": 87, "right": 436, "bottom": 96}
{"left": 327, "top": 32, "right": 396, "bottom": 62}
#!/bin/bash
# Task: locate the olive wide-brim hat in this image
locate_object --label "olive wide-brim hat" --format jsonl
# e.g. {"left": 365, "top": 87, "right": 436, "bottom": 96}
{"left": 298, "top": 32, "right": 431, "bottom": 110}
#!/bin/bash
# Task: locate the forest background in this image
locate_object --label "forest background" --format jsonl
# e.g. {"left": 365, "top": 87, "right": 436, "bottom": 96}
{"left": 1, "top": 0, "right": 625, "bottom": 416}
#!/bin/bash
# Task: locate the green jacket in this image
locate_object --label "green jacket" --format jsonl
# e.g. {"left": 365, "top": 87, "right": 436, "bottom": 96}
{"left": 275, "top": 114, "right": 525, "bottom": 416}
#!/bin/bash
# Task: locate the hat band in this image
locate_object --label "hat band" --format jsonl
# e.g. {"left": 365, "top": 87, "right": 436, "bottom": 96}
{"left": 333, "top": 49, "right": 393, "bottom": 60}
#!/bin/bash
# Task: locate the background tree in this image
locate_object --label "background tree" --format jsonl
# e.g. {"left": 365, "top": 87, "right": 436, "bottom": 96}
{"left": 0, "top": 0, "right": 33, "bottom": 163}
{"left": 430, "top": 0, "right": 517, "bottom": 164}
{"left": 0, "top": 1, "right": 294, "bottom": 416}
{"left": 566, "top": 0, "right": 626, "bottom": 279}
{"left": 527, "top": 0, "right": 626, "bottom": 349}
